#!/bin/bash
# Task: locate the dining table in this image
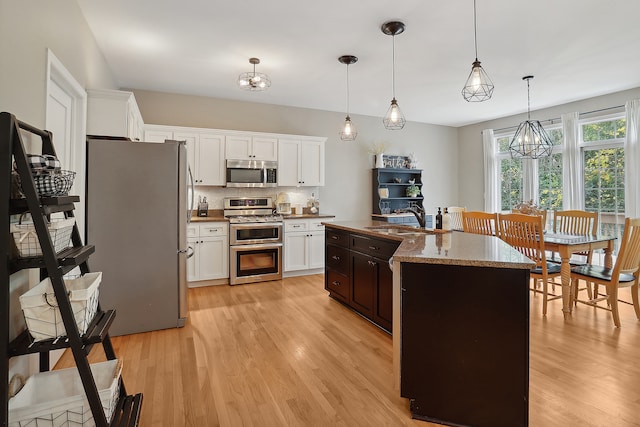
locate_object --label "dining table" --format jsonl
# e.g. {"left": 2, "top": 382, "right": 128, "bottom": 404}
{"left": 542, "top": 232, "right": 616, "bottom": 315}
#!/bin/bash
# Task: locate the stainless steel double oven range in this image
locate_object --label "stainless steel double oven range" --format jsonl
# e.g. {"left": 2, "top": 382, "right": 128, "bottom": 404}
{"left": 225, "top": 196, "right": 283, "bottom": 285}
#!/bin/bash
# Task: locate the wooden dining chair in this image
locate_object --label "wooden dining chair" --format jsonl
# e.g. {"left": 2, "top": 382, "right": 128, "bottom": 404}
{"left": 570, "top": 217, "right": 640, "bottom": 327}
{"left": 462, "top": 211, "right": 498, "bottom": 236}
{"left": 498, "top": 213, "right": 562, "bottom": 315}
{"left": 448, "top": 206, "right": 466, "bottom": 231}
{"left": 552, "top": 209, "right": 599, "bottom": 297}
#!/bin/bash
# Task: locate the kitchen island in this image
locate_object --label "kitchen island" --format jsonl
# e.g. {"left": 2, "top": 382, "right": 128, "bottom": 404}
{"left": 324, "top": 221, "right": 535, "bottom": 427}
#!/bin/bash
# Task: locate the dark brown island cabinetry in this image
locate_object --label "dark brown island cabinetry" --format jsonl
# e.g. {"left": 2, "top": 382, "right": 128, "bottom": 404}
{"left": 325, "top": 226, "right": 399, "bottom": 333}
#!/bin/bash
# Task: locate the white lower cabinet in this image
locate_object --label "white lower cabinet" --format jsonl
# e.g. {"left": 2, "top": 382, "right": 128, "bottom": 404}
{"left": 187, "top": 222, "right": 229, "bottom": 283}
{"left": 284, "top": 218, "right": 332, "bottom": 273}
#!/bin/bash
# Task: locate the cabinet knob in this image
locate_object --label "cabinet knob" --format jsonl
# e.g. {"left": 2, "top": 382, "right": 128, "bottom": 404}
{"left": 368, "top": 260, "right": 376, "bottom": 267}
{"left": 332, "top": 255, "right": 340, "bottom": 261}
{"left": 332, "top": 281, "right": 341, "bottom": 286}
{"left": 368, "top": 246, "right": 378, "bottom": 251}
{"left": 331, "top": 236, "right": 339, "bottom": 240}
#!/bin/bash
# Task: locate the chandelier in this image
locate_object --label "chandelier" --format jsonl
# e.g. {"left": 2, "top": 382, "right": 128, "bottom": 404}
{"left": 509, "top": 76, "right": 553, "bottom": 159}
{"left": 237, "top": 57, "right": 271, "bottom": 91}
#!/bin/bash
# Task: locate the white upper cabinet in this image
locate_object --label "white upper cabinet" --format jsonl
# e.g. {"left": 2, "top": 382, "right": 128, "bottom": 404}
{"left": 225, "top": 135, "right": 277, "bottom": 161}
{"left": 144, "top": 125, "right": 226, "bottom": 186}
{"left": 87, "top": 89, "right": 144, "bottom": 141}
{"left": 278, "top": 138, "right": 325, "bottom": 186}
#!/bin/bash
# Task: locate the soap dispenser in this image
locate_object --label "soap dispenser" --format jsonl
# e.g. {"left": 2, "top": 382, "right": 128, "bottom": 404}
{"left": 435, "top": 207, "right": 443, "bottom": 229}
{"left": 442, "top": 207, "right": 451, "bottom": 231}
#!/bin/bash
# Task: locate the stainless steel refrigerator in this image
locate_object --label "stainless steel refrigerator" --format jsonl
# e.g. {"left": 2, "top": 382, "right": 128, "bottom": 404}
{"left": 86, "top": 138, "right": 188, "bottom": 336}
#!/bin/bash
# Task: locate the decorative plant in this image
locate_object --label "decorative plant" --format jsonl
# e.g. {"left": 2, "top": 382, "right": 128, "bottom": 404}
{"left": 406, "top": 184, "right": 420, "bottom": 197}
{"left": 369, "top": 141, "right": 390, "bottom": 155}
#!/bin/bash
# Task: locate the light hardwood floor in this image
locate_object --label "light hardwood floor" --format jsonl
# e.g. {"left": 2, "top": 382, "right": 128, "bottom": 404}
{"left": 57, "top": 274, "right": 640, "bottom": 426}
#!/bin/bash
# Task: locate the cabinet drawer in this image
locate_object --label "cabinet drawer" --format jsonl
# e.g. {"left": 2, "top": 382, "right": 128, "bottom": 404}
{"left": 200, "top": 223, "right": 228, "bottom": 236}
{"left": 326, "top": 269, "right": 349, "bottom": 301}
{"left": 187, "top": 225, "right": 198, "bottom": 238}
{"left": 309, "top": 219, "right": 327, "bottom": 231}
{"left": 326, "top": 228, "right": 349, "bottom": 248}
{"left": 326, "top": 245, "right": 349, "bottom": 275}
{"left": 285, "top": 220, "right": 308, "bottom": 232}
{"left": 351, "top": 234, "right": 399, "bottom": 259}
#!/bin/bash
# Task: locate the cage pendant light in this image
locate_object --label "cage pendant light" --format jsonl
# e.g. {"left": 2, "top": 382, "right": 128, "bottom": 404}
{"left": 382, "top": 21, "right": 406, "bottom": 130}
{"left": 237, "top": 57, "right": 271, "bottom": 91}
{"left": 509, "top": 76, "right": 553, "bottom": 159}
{"left": 338, "top": 55, "right": 358, "bottom": 141}
{"left": 462, "top": 0, "right": 494, "bottom": 102}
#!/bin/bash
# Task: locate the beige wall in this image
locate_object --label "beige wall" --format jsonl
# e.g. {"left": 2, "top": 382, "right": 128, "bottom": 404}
{"left": 1, "top": 0, "right": 117, "bottom": 377}
{"left": 133, "top": 89, "right": 460, "bottom": 220}
{"left": 0, "top": 0, "right": 117, "bottom": 126}
{"left": 457, "top": 87, "right": 640, "bottom": 211}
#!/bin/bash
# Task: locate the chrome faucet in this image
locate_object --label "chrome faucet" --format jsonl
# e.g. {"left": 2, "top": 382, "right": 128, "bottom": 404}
{"left": 397, "top": 206, "right": 426, "bottom": 228}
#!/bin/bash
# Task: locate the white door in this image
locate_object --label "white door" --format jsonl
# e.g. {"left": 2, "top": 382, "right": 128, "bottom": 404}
{"left": 44, "top": 49, "right": 87, "bottom": 370}
{"left": 198, "top": 237, "right": 228, "bottom": 280}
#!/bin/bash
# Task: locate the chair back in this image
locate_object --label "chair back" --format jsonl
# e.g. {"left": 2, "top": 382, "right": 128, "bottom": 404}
{"left": 553, "top": 210, "right": 598, "bottom": 235}
{"left": 612, "top": 217, "right": 640, "bottom": 277}
{"left": 498, "top": 213, "right": 547, "bottom": 268}
{"left": 448, "top": 206, "right": 466, "bottom": 231}
{"left": 512, "top": 208, "right": 548, "bottom": 230}
{"left": 462, "top": 211, "right": 498, "bottom": 236}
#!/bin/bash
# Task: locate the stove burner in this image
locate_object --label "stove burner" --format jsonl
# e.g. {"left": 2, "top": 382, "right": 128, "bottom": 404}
{"left": 227, "top": 214, "right": 283, "bottom": 224}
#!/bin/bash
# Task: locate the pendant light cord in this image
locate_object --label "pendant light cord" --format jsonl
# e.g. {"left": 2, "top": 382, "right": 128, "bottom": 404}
{"left": 527, "top": 78, "right": 531, "bottom": 120}
{"left": 346, "top": 64, "right": 350, "bottom": 115}
{"left": 473, "top": 0, "right": 478, "bottom": 60}
{"left": 392, "top": 35, "right": 396, "bottom": 98}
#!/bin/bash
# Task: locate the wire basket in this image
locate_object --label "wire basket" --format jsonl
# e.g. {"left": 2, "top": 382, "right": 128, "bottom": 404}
{"left": 19, "top": 272, "right": 102, "bottom": 341}
{"left": 30, "top": 170, "right": 76, "bottom": 197}
{"left": 8, "top": 359, "right": 122, "bottom": 427}
{"left": 10, "top": 217, "right": 75, "bottom": 257}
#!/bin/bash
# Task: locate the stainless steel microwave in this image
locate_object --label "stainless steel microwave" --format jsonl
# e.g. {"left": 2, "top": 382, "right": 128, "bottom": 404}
{"left": 226, "top": 159, "right": 277, "bottom": 187}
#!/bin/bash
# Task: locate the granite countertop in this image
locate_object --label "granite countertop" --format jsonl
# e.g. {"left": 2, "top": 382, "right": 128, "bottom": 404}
{"left": 283, "top": 213, "right": 335, "bottom": 220}
{"left": 325, "top": 220, "right": 535, "bottom": 270}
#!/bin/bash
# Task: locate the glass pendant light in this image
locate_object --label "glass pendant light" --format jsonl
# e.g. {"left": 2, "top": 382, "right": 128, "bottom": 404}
{"left": 381, "top": 21, "right": 406, "bottom": 130}
{"left": 237, "top": 57, "right": 271, "bottom": 91}
{"left": 509, "top": 76, "right": 553, "bottom": 159}
{"left": 462, "top": 0, "right": 494, "bottom": 102}
{"left": 338, "top": 55, "right": 358, "bottom": 141}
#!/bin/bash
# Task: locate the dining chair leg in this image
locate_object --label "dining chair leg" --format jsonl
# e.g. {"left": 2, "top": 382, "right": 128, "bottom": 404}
{"left": 543, "top": 279, "right": 548, "bottom": 316}
{"left": 631, "top": 281, "right": 640, "bottom": 320}
{"left": 608, "top": 285, "right": 621, "bottom": 328}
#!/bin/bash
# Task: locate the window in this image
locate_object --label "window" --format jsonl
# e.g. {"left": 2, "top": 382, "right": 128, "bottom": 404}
{"left": 581, "top": 117, "right": 626, "bottom": 251}
{"left": 537, "top": 128, "right": 563, "bottom": 212}
{"left": 496, "top": 135, "right": 522, "bottom": 211}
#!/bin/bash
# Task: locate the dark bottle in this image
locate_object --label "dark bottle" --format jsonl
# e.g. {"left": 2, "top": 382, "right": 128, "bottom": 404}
{"left": 435, "top": 207, "right": 443, "bottom": 229}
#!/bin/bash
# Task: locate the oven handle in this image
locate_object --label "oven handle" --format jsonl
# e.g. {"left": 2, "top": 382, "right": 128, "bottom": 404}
{"left": 230, "top": 222, "right": 283, "bottom": 230}
{"left": 230, "top": 243, "right": 283, "bottom": 251}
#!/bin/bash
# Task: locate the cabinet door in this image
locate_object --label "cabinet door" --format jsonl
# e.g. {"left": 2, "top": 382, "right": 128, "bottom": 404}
{"left": 187, "top": 237, "right": 199, "bottom": 282}
{"left": 144, "top": 129, "right": 174, "bottom": 143}
{"left": 174, "top": 132, "right": 199, "bottom": 183}
{"left": 225, "top": 135, "right": 252, "bottom": 160}
{"left": 351, "top": 252, "right": 375, "bottom": 317}
{"left": 198, "top": 236, "right": 229, "bottom": 280}
{"left": 198, "top": 134, "right": 225, "bottom": 185}
{"left": 251, "top": 137, "right": 278, "bottom": 161}
{"left": 373, "top": 256, "right": 393, "bottom": 331}
{"left": 278, "top": 139, "right": 301, "bottom": 186}
{"left": 308, "top": 231, "right": 325, "bottom": 269}
{"left": 300, "top": 140, "right": 324, "bottom": 186}
{"left": 284, "top": 232, "right": 308, "bottom": 272}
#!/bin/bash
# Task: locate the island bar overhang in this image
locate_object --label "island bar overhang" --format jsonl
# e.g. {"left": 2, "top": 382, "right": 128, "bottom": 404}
{"left": 392, "top": 231, "right": 535, "bottom": 427}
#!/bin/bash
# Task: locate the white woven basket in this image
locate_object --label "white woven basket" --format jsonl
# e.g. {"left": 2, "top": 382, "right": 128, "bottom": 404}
{"left": 8, "top": 359, "right": 122, "bottom": 427}
{"left": 19, "top": 272, "right": 102, "bottom": 341}
{"left": 10, "top": 218, "right": 75, "bottom": 257}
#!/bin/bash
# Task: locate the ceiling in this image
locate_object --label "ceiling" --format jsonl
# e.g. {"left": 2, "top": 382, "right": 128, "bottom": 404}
{"left": 76, "top": 0, "right": 640, "bottom": 127}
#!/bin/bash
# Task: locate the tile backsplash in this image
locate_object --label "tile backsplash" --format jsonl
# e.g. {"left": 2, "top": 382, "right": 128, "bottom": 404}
{"left": 192, "top": 186, "right": 321, "bottom": 211}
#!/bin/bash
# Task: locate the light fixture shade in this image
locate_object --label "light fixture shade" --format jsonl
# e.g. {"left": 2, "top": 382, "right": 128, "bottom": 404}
{"left": 340, "top": 116, "right": 357, "bottom": 141}
{"left": 509, "top": 120, "right": 553, "bottom": 159}
{"left": 383, "top": 98, "right": 406, "bottom": 130}
{"left": 462, "top": 60, "right": 494, "bottom": 102}
{"left": 238, "top": 58, "right": 271, "bottom": 91}
{"left": 509, "top": 75, "right": 552, "bottom": 159}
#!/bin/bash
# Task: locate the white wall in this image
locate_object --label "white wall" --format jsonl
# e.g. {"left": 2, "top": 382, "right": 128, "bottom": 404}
{"left": 1, "top": 0, "right": 117, "bottom": 378}
{"left": 457, "top": 87, "right": 640, "bottom": 211}
{"left": 132, "top": 89, "right": 460, "bottom": 219}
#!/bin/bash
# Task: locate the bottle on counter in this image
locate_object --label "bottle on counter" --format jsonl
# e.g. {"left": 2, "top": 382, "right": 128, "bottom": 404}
{"left": 442, "top": 207, "right": 451, "bottom": 231}
{"left": 436, "top": 207, "right": 443, "bottom": 229}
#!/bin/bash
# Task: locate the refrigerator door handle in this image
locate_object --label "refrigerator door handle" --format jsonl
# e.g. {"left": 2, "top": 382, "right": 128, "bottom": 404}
{"left": 186, "top": 245, "right": 195, "bottom": 259}
{"left": 187, "top": 164, "right": 195, "bottom": 224}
